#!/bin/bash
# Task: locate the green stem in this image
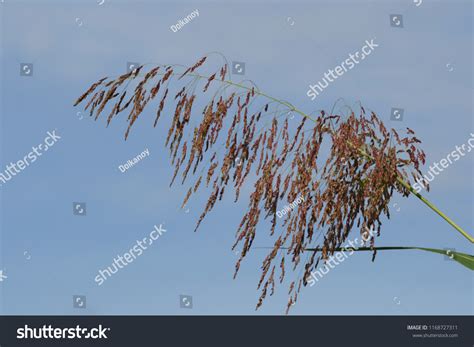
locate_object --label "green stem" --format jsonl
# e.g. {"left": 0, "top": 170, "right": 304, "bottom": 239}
{"left": 396, "top": 178, "right": 473, "bottom": 243}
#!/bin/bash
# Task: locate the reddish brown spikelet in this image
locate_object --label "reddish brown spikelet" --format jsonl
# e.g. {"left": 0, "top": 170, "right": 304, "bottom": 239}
{"left": 74, "top": 77, "right": 107, "bottom": 106}
{"left": 179, "top": 56, "right": 206, "bottom": 79}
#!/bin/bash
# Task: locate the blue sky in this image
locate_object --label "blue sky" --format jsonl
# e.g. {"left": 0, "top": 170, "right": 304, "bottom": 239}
{"left": 0, "top": 0, "right": 472, "bottom": 315}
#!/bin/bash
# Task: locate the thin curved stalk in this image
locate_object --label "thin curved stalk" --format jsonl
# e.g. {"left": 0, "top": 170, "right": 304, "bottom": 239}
{"left": 255, "top": 246, "right": 474, "bottom": 270}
